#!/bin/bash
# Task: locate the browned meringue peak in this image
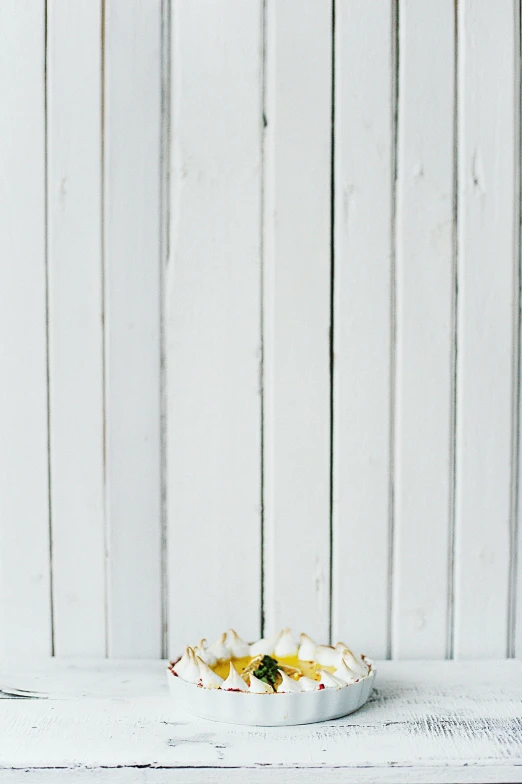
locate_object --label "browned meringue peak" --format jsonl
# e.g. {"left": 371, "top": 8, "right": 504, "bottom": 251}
{"left": 249, "top": 634, "right": 279, "bottom": 656}
{"left": 297, "top": 633, "right": 317, "bottom": 661}
{"left": 314, "top": 644, "right": 340, "bottom": 667}
{"left": 298, "top": 675, "right": 320, "bottom": 691}
{"left": 276, "top": 670, "right": 302, "bottom": 693}
{"left": 334, "top": 658, "right": 359, "bottom": 685}
{"left": 193, "top": 638, "right": 217, "bottom": 666}
{"left": 173, "top": 646, "right": 200, "bottom": 684}
{"left": 274, "top": 628, "right": 298, "bottom": 657}
{"left": 226, "top": 628, "right": 250, "bottom": 658}
{"left": 318, "top": 669, "right": 344, "bottom": 689}
{"left": 222, "top": 662, "right": 248, "bottom": 692}
{"left": 249, "top": 672, "right": 274, "bottom": 693}
{"left": 207, "top": 632, "right": 231, "bottom": 661}
{"left": 196, "top": 655, "right": 223, "bottom": 689}
{"left": 335, "top": 642, "right": 369, "bottom": 677}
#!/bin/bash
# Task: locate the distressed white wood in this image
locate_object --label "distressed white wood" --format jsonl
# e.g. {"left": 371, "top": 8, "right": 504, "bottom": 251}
{"left": 454, "top": 0, "right": 518, "bottom": 658}
{"left": 47, "top": 0, "right": 106, "bottom": 656}
{"left": 263, "top": 0, "right": 331, "bottom": 641}
{"left": 331, "top": 0, "right": 393, "bottom": 659}
{"left": 2, "top": 0, "right": 522, "bottom": 667}
{"left": 0, "top": 0, "right": 51, "bottom": 657}
{"left": 104, "top": 0, "right": 163, "bottom": 656}
{"left": 0, "top": 660, "right": 521, "bottom": 783}
{"left": 2, "top": 772, "right": 522, "bottom": 784}
{"left": 393, "top": 1, "right": 455, "bottom": 659}
{"left": 167, "top": 0, "right": 262, "bottom": 654}
{"left": 516, "top": 1, "right": 522, "bottom": 664}
{"left": 519, "top": 402, "right": 522, "bottom": 656}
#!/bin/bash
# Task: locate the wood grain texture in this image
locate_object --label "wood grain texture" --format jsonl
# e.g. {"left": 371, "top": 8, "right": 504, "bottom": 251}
{"left": 166, "top": 0, "right": 262, "bottom": 654}
{"left": 0, "top": 660, "right": 521, "bottom": 783}
{"left": 47, "top": 0, "right": 106, "bottom": 656}
{"left": 0, "top": 0, "right": 52, "bottom": 657}
{"left": 454, "top": 0, "right": 518, "bottom": 658}
{"left": 331, "top": 0, "right": 393, "bottom": 659}
{"left": 515, "top": 0, "right": 522, "bottom": 664}
{"left": 392, "top": 0, "right": 455, "bottom": 659}
{"left": 104, "top": 0, "right": 163, "bottom": 657}
{"left": 263, "top": 0, "right": 331, "bottom": 641}
{"left": 2, "top": 771, "right": 522, "bottom": 784}
{"left": 2, "top": 0, "right": 522, "bottom": 667}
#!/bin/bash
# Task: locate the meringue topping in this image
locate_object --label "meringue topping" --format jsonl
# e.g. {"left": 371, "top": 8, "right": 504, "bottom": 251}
{"left": 173, "top": 647, "right": 201, "bottom": 684}
{"left": 334, "top": 658, "right": 359, "bottom": 685}
{"left": 196, "top": 655, "right": 224, "bottom": 689}
{"left": 274, "top": 628, "right": 298, "bottom": 657}
{"left": 222, "top": 662, "right": 248, "bottom": 692}
{"left": 298, "top": 676, "right": 320, "bottom": 691}
{"left": 276, "top": 670, "right": 302, "bottom": 693}
{"left": 249, "top": 636, "right": 277, "bottom": 656}
{"left": 194, "top": 638, "right": 217, "bottom": 666}
{"left": 172, "top": 628, "right": 372, "bottom": 693}
{"left": 297, "top": 633, "right": 317, "bottom": 662}
{"left": 226, "top": 629, "right": 250, "bottom": 658}
{"left": 318, "top": 669, "right": 344, "bottom": 689}
{"left": 249, "top": 672, "right": 274, "bottom": 693}
{"left": 314, "top": 645, "right": 340, "bottom": 668}
{"left": 337, "top": 645, "right": 368, "bottom": 678}
{"left": 207, "top": 632, "right": 231, "bottom": 662}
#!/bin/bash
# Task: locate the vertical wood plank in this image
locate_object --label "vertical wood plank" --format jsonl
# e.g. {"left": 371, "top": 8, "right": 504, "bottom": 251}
{"left": 47, "top": 0, "right": 106, "bottom": 656}
{"left": 331, "top": 0, "right": 393, "bottom": 658}
{"left": 392, "top": 0, "right": 455, "bottom": 659}
{"left": 512, "top": 0, "right": 521, "bottom": 662}
{"left": 104, "top": 0, "right": 163, "bottom": 657}
{"left": 508, "top": 4, "right": 522, "bottom": 659}
{"left": 263, "top": 0, "right": 331, "bottom": 641}
{"left": 0, "top": 0, "right": 52, "bottom": 657}
{"left": 454, "top": 0, "right": 518, "bottom": 658}
{"left": 166, "top": 0, "right": 263, "bottom": 654}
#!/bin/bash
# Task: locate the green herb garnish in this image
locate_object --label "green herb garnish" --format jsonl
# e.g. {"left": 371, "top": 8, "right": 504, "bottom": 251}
{"left": 252, "top": 655, "right": 279, "bottom": 687}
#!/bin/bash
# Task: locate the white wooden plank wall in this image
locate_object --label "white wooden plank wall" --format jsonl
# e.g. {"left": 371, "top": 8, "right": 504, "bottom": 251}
{"left": 454, "top": 0, "right": 519, "bottom": 659}
{"left": 263, "top": 0, "right": 332, "bottom": 642}
{"left": 166, "top": 0, "right": 263, "bottom": 654}
{"left": 392, "top": 0, "right": 455, "bottom": 659}
{"left": 331, "top": 0, "right": 393, "bottom": 660}
{"left": 0, "top": 0, "right": 52, "bottom": 658}
{"left": 0, "top": 0, "right": 165, "bottom": 659}
{"left": 47, "top": 0, "right": 106, "bottom": 656}
{"left": 0, "top": 0, "right": 521, "bottom": 661}
{"left": 104, "top": 0, "right": 163, "bottom": 657}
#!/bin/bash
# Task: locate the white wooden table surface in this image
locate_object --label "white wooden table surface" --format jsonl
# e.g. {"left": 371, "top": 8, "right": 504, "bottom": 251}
{"left": 0, "top": 660, "right": 521, "bottom": 783}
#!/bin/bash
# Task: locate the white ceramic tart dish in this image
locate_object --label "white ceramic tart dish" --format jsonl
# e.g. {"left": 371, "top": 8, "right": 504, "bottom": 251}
{"left": 167, "top": 628, "right": 376, "bottom": 726}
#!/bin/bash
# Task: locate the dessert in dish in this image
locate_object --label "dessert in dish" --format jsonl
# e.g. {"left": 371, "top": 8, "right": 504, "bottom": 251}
{"left": 168, "top": 628, "right": 373, "bottom": 693}
{"left": 167, "top": 628, "right": 376, "bottom": 725}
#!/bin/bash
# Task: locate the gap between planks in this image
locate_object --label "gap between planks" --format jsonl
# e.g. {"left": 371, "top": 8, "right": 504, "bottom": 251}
{"left": 388, "top": 0, "right": 399, "bottom": 661}
{"left": 43, "top": 0, "right": 55, "bottom": 658}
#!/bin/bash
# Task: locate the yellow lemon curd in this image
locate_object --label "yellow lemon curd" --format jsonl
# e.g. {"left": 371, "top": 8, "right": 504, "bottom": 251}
{"left": 211, "top": 654, "right": 335, "bottom": 682}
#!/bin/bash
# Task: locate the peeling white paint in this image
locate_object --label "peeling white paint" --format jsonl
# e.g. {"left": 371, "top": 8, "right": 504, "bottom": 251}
{"left": 0, "top": 660, "right": 521, "bottom": 783}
